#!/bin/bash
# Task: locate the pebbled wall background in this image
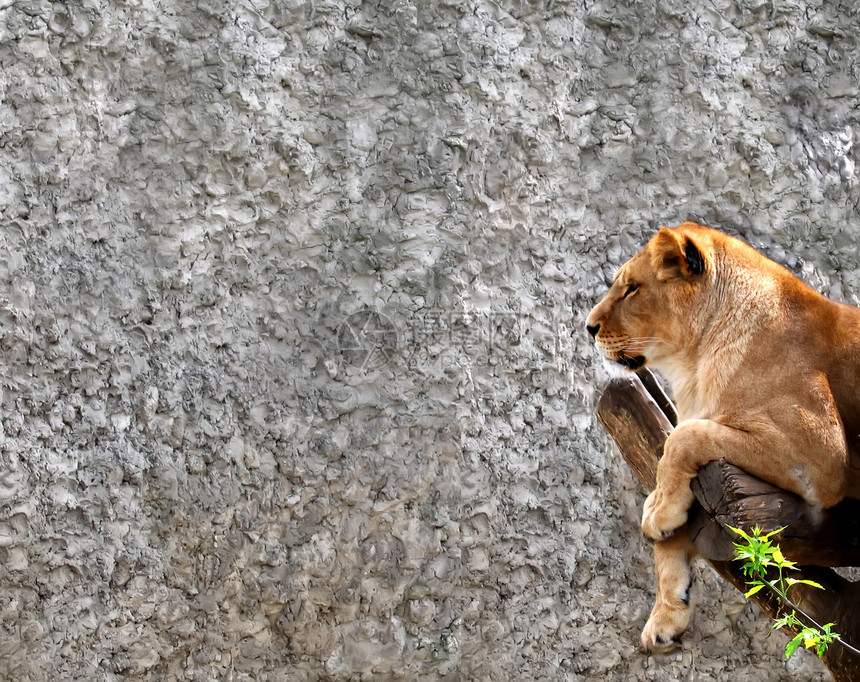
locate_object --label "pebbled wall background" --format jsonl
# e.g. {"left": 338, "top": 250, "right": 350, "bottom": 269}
{"left": 1, "top": 0, "right": 859, "bottom": 679}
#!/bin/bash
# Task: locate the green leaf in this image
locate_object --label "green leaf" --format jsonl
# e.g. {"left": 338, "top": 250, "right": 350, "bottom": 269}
{"left": 821, "top": 623, "right": 838, "bottom": 635}
{"left": 728, "top": 525, "right": 752, "bottom": 542}
{"left": 744, "top": 583, "right": 766, "bottom": 598}
{"left": 785, "top": 578, "right": 824, "bottom": 591}
{"left": 802, "top": 630, "right": 819, "bottom": 647}
{"left": 785, "top": 634, "right": 803, "bottom": 658}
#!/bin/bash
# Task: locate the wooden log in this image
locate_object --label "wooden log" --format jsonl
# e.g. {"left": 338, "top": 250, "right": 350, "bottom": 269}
{"left": 689, "top": 460, "right": 860, "bottom": 566}
{"left": 596, "top": 370, "right": 860, "bottom": 680}
{"left": 595, "top": 370, "right": 673, "bottom": 491}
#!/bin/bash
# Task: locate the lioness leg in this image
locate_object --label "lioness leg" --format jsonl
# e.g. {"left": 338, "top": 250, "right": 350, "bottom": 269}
{"left": 641, "top": 415, "right": 847, "bottom": 540}
{"left": 641, "top": 531, "right": 696, "bottom": 653}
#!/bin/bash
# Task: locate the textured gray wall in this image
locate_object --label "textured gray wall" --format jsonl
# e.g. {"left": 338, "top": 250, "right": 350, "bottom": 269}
{"left": 2, "top": 0, "right": 859, "bottom": 679}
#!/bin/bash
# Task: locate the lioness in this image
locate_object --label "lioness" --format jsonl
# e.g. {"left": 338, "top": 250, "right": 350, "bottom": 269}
{"left": 586, "top": 222, "right": 860, "bottom": 653}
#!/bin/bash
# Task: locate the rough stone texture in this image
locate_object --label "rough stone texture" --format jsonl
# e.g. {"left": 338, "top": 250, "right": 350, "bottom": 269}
{"left": 1, "top": 0, "right": 859, "bottom": 679}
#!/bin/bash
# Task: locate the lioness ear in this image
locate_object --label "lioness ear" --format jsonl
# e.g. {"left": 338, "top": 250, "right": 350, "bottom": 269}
{"left": 651, "top": 227, "right": 706, "bottom": 281}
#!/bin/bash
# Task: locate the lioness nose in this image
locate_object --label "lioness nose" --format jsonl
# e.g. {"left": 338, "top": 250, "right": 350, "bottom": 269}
{"left": 586, "top": 323, "right": 600, "bottom": 338}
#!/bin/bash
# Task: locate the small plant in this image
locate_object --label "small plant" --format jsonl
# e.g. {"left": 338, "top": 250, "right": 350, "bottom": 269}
{"left": 730, "top": 525, "right": 840, "bottom": 659}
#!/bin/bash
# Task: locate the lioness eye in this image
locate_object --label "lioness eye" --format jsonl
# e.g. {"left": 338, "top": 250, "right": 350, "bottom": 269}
{"left": 623, "top": 283, "right": 639, "bottom": 298}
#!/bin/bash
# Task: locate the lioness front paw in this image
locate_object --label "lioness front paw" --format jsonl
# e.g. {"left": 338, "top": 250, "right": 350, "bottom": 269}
{"left": 641, "top": 489, "right": 688, "bottom": 540}
{"left": 640, "top": 600, "right": 691, "bottom": 655}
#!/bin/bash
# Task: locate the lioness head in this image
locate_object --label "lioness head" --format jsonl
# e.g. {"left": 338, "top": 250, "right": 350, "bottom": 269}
{"left": 586, "top": 222, "right": 717, "bottom": 371}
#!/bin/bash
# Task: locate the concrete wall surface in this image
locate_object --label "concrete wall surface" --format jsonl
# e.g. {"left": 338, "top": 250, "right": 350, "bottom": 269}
{"left": 2, "top": 0, "right": 859, "bottom": 679}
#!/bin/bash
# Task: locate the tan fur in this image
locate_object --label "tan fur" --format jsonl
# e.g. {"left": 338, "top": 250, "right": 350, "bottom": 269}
{"left": 587, "top": 222, "right": 860, "bottom": 652}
